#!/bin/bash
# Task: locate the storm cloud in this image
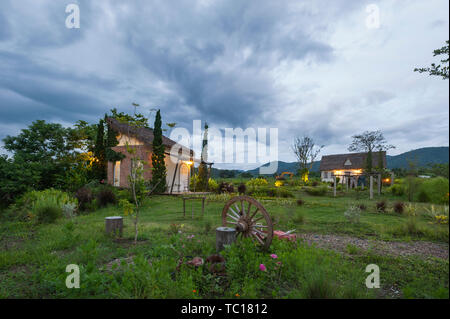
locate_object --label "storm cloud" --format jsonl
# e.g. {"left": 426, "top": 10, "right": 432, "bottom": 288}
{"left": 0, "top": 0, "right": 448, "bottom": 169}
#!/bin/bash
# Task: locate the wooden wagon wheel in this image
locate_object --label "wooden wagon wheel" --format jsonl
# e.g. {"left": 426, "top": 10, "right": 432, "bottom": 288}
{"left": 222, "top": 196, "right": 273, "bottom": 249}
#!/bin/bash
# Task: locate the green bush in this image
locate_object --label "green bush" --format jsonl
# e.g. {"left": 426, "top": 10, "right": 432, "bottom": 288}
{"left": 416, "top": 177, "right": 449, "bottom": 204}
{"left": 304, "top": 185, "right": 328, "bottom": 196}
{"left": 246, "top": 178, "right": 269, "bottom": 187}
{"left": 388, "top": 184, "right": 405, "bottom": 196}
{"left": 97, "top": 187, "right": 117, "bottom": 207}
{"left": 14, "top": 189, "right": 78, "bottom": 223}
{"left": 208, "top": 178, "right": 219, "bottom": 192}
{"left": 35, "top": 202, "right": 61, "bottom": 224}
{"left": 247, "top": 186, "right": 294, "bottom": 198}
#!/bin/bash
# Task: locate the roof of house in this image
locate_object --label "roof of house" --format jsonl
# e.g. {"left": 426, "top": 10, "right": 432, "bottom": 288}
{"left": 319, "top": 151, "right": 386, "bottom": 171}
{"left": 106, "top": 117, "right": 194, "bottom": 156}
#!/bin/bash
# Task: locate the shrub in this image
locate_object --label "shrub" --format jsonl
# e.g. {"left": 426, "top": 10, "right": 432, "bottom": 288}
{"left": 304, "top": 186, "right": 327, "bottom": 196}
{"left": 31, "top": 189, "right": 76, "bottom": 223}
{"left": 417, "top": 190, "right": 431, "bottom": 203}
{"left": 247, "top": 186, "right": 294, "bottom": 198}
{"left": 344, "top": 205, "right": 361, "bottom": 223}
{"left": 208, "top": 178, "right": 219, "bottom": 192}
{"left": 393, "top": 202, "right": 404, "bottom": 214}
{"left": 237, "top": 183, "right": 246, "bottom": 194}
{"left": 358, "top": 204, "right": 367, "bottom": 211}
{"left": 62, "top": 202, "right": 77, "bottom": 219}
{"left": 35, "top": 203, "right": 61, "bottom": 224}
{"left": 297, "top": 199, "right": 304, "bottom": 206}
{"left": 389, "top": 184, "right": 405, "bottom": 196}
{"left": 218, "top": 182, "right": 234, "bottom": 194}
{"left": 246, "top": 178, "right": 268, "bottom": 187}
{"left": 75, "top": 187, "right": 93, "bottom": 211}
{"left": 311, "top": 180, "right": 319, "bottom": 187}
{"left": 376, "top": 201, "right": 387, "bottom": 212}
{"left": 97, "top": 188, "right": 116, "bottom": 207}
{"left": 417, "top": 177, "right": 449, "bottom": 204}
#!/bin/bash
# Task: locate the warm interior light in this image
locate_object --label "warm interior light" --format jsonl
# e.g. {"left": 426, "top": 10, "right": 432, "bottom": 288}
{"left": 184, "top": 161, "right": 193, "bottom": 165}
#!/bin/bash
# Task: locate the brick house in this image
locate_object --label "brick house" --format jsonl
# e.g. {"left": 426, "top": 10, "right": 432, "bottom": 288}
{"left": 106, "top": 117, "right": 195, "bottom": 193}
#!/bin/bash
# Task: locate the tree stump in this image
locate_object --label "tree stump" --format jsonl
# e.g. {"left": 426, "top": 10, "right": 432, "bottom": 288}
{"left": 216, "top": 227, "right": 236, "bottom": 252}
{"left": 105, "top": 216, "right": 123, "bottom": 237}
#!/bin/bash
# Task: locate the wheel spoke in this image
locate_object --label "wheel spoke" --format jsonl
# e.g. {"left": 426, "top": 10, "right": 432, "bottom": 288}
{"left": 229, "top": 207, "right": 240, "bottom": 219}
{"left": 249, "top": 208, "right": 259, "bottom": 220}
{"left": 252, "top": 228, "right": 268, "bottom": 237}
{"left": 246, "top": 202, "right": 252, "bottom": 216}
{"left": 227, "top": 213, "right": 239, "bottom": 222}
{"left": 252, "top": 215, "right": 265, "bottom": 223}
{"left": 252, "top": 224, "right": 269, "bottom": 228}
{"left": 251, "top": 232, "right": 265, "bottom": 245}
{"left": 234, "top": 204, "right": 242, "bottom": 216}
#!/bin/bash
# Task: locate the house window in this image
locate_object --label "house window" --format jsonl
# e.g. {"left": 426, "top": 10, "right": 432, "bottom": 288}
{"left": 113, "top": 161, "right": 121, "bottom": 186}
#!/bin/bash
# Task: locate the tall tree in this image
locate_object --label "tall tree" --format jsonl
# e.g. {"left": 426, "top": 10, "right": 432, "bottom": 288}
{"left": 93, "top": 119, "right": 106, "bottom": 180}
{"left": 291, "top": 136, "right": 324, "bottom": 182}
{"left": 414, "top": 40, "right": 449, "bottom": 80}
{"left": 3, "top": 120, "right": 77, "bottom": 190}
{"left": 105, "top": 113, "right": 125, "bottom": 163}
{"left": 197, "top": 122, "right": 209, "bottom": 191}
{"left": 151, "top": 110, "right": 167, "bottom": 193}
{"left": 348, "top": 130, "right": 394, "bottom": 173}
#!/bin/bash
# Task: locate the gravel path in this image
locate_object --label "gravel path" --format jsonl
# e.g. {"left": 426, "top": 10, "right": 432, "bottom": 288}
{"left": 298, "top": 233, "right": 449, "bottom": 260}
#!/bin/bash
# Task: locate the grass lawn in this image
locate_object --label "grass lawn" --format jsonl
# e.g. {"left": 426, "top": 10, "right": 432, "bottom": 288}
{"left": 0, "top": 186, "right": 448, "bottom": 299}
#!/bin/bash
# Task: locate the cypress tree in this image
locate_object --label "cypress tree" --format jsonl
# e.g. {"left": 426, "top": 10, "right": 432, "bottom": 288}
{"left": 151, "top": 110, "right": 167, "bottom": 193}
{"left": 105, "top": 115, "right": 125, "bottom": 163}
{"left": 93, "top": 119, "right": 106, "bottom": 180}
{"left": 198, "top": 122, "right": 209, "bottom": 191}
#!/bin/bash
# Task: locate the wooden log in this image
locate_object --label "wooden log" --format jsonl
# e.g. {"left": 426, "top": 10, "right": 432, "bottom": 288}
{"left": 216, "top": 227, "right": 237, "bottom": 252}
{"left": 370, "top": 176, "right": 373, "bottom": 199}
{"left": 105, "top": 216, "right": 123, "bottom": 237}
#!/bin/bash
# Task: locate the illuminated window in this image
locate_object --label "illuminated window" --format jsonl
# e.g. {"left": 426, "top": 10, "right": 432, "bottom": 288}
{"left": 114, "top": 161, "right": 121, "bottom": 186}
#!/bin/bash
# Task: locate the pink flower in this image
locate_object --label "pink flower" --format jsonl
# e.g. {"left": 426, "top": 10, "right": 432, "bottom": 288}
{"left": 270, "top": 254, "right": 278, "bottom": 259}
{"left": 259, "top": 264, "right": 267, "bottom": 271}
{"left": 276, "top": 261, "right": 282, "bottom": 265}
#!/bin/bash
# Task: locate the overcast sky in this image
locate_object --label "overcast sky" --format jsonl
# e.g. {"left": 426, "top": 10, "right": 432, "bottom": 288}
{"left": 0, "top": 0, "right": 448, "bottom": 170}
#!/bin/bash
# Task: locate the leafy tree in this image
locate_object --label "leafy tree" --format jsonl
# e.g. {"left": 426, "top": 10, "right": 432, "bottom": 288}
{"left": 414, "top": 40, "right": 449, "bottom": 80}
{"left": 0, "top": 155, "right": 40, "bottom": 206}
{"left": 151, "top": 109, "right": 167, "bottom": 193}
{"left": 292, "top": 136, "right": 324, "bottom": 182}
{"left": 348, "top": 130, "right": 394, "bottom": 173}
{"left": 3, "top": 120, "right": 78, "bottom": 190}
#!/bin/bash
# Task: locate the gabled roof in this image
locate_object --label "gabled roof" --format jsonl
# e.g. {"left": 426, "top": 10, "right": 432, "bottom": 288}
{"left": 319, "top": 151, "right": 386, "bottom": 171}
{"left": 106, "top": 117, "right": 194, "bottom": 156}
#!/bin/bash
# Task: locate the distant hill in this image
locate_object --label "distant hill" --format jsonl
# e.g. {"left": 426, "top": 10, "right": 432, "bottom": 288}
{"left": 240, "top": 146, "right": 449, "bottom": 176}
{"left": 386, "top": 147, "right": 449, "bottom": 169}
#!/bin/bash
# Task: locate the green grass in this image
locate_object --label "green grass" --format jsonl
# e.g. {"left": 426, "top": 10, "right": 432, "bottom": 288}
{"left": 0, "top": 185, "right": 448, "bottom": 299}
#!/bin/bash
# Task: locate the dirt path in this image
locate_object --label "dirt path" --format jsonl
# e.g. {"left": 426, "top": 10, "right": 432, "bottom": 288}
{"left": 298, "top": 233, "right": 449, "bottom": 260}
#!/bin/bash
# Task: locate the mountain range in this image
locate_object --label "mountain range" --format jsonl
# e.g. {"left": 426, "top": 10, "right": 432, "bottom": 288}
{"left": 219, "top": 147, "right": 449, "bottom": 176}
